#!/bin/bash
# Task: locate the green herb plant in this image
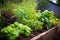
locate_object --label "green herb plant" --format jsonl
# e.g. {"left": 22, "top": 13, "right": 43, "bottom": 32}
{"left": 0, "top": 22, "right": 31, "bottom": 40}
{"left": 37, "top": 10, "right": 58, "bottom": 29}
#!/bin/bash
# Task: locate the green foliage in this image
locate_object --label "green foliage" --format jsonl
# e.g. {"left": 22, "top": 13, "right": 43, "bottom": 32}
{"left": 0, "top": 0, "right": 59, "bottom": 40}
{"left": 0, "top": 0, "right": 37, "bottom": 11}
{"left": 0, "top": 22, "right": 31, "bottom": 40}
{"left": 0, "top": 0, "right": 43, "bottom": 34}
{"left": 0, "top": 26, "right": 19, "bottom": 40}
{"left": 0, "top": 0, "right": 37, "bottom": 23}
{"left": 12, "top": 6, "right": 43, "bottom": 30}
{"left": 7, "top": 0, "right": 43, "bottom": 31}
{"left": 13, "top": 22, "right": 32, "bottom": 37}
{"left": 20, "top": 19, "right": 43, "bottom": 30}
{"left": 38, "top": 10, "right": 58, "bottom": 29}
{"left": 12, "top": 1, "right": 37, "bottom": 21}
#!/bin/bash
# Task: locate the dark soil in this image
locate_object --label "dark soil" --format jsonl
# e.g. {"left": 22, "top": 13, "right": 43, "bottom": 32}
{"left": 16, "top": 29, "right": 47, "bottom": 40}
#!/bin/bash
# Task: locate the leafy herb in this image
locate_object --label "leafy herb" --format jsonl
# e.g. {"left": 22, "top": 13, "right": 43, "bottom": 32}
{"left": 38, "top": 10, "right": 58, "bottom": 29}
{"left": 0, "top": 22, "right": 31, "bottom": 40}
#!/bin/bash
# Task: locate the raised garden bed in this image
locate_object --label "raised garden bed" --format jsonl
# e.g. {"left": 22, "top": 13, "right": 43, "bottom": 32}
{"left": 0, "top": 0, "right": 60, "bottom": 40}
{"left": 0, "top": 27, "right": 59, "bottom": 40}
{"left": 1, "top": 26, "right": 60, "bottom": 40}
{"left": 15, "top": 27, "right": 60, "bottom": 40}
{"left": 0, "top": 10, "right": 59, "bottom": 40}
{"left": 31, "top": 27, "right": 60, "bottom": 40}
{"left": 31, "top": 27, "right": 57, "bottom": 40}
